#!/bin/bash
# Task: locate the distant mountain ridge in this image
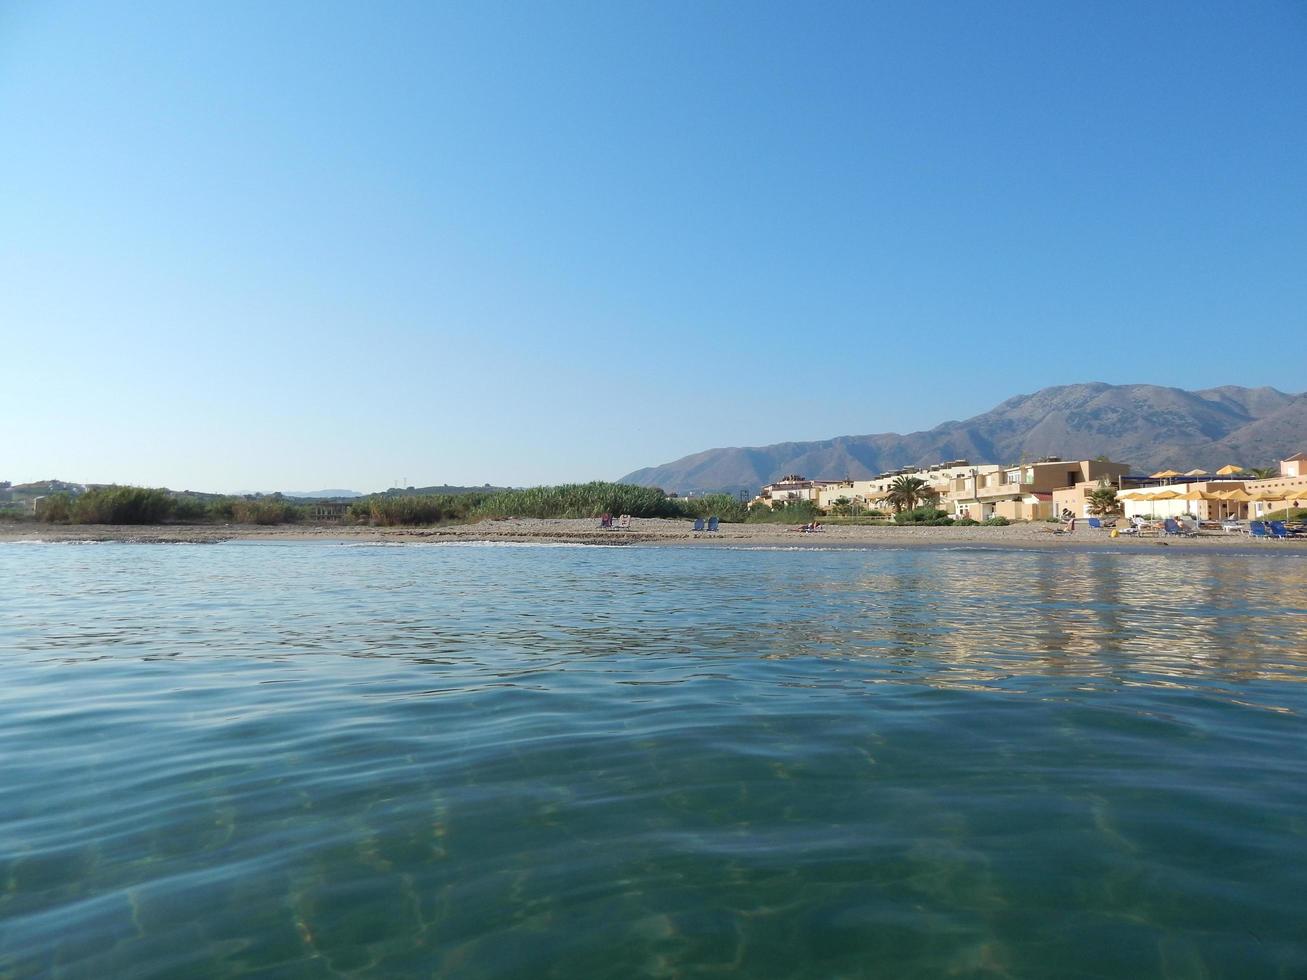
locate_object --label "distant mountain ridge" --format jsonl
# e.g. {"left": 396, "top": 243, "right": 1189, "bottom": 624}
{"left": 618, "top": 383, "right": 1307, "bottom": 495}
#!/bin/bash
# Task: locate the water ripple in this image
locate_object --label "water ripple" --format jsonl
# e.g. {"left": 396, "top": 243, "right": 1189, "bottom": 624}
{"left": 2, "top": 543, "right": 1306, "bottom": 977}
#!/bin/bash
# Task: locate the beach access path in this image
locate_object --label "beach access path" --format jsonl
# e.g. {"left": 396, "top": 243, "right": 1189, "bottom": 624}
{"left": 3, "top": 519, "right": 1305, "bottom": 552}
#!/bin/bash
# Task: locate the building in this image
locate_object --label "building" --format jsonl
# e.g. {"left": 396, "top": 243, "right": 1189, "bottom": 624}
{"left": 1278, "top": 452, "right": 1307, "bottom": 480}
{"left": 1113, "top": 453, "right": 1307, "bottom": 521}
{"left": 755, "top": 475, "right": 832, "bottom": 507}
{"left": 304, "top": 501, "right": 351, "bottom": 522}
{"left": 946, "top": 458, "right": 1132, "bottom": 521}
{"left": 812, "top": 461, "right": 1001, "bottom": 512}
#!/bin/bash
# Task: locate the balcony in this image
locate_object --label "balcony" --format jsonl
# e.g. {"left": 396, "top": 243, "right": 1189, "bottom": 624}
{"left": 971, "top": 482, "right": 1033, "bottom": 500}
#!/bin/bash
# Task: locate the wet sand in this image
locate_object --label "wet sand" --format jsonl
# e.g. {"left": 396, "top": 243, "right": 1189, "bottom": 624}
{"left": 3, "top": 519, "right": 1303, "bottom": 553}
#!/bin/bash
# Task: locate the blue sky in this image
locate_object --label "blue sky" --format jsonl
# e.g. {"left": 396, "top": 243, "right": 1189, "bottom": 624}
{"left": 3, "top": 2, "right": 1304, "bottom": 492}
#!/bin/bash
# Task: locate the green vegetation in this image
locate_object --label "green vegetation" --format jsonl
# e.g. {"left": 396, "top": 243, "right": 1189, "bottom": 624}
{"left": 350, "top": 493, "right": 491, "bottom": 526}
{"left": 1086, "top": 486, "right": 1120, "bottom": 516}
{"left": 36, "top": 494, "right": 74, "bottom": 523}
{"left": 1263, "top": 507, "right": 1306, "bottom": 522}
{"left": 882, "top": 476, "right": 936, "bottom": 513}
{"left": 229, "top": 499, "right": 304, "bottom": 525}
{"left": 472, "top": 482, "right": 680, "bottom": 520}
{"left": 171, "top": 495, "right": 212, "bottom": 521}
{"left": 744, "top": 499, "right": 822, "bottom": 523}
{"left": 677, "top": 493, "right": 750, "bottom": 523}
{"left": 893, "top": 506, "right": 953, "bottom": 526}
{"left": 55, "top": 486, "right": 177, "bottom": 524}
{"left": 982, "top": 515, "right": 1010, "bottom": 526}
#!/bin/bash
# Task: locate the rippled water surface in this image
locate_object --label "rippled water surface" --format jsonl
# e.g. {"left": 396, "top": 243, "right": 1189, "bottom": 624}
{"left": 3, "top": 542, "right": 1307, "bottom": 978}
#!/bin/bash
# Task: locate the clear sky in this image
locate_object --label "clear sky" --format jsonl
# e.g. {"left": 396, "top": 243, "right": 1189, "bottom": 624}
{"left": 3, "top": 2, "right": 1304, "bottom": 492}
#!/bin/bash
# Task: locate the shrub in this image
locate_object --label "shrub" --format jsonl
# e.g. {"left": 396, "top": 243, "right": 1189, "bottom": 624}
{"left": 72, "top": 486, "right": 175, "bottom": 524}
{"left": 354, "top": 493, "right": 484, "bottom": 526}
{"left": 471, "top": 482, "right": 679, "bottom": 520}
{"left": 747, "top": 499, "right": 822, "bottom": 523}
{"left": 37, "top": 493, "right": 74, "bottom": 523}
{"left": 893, "top": 506, "right": 953, "bottom": 526}
{"left": 171, "top": 495, "right": 211, "bottom": 521}
{"left": 953, "top": 517, "right": 980, "bottom": 526}
{"left": 982, "top": 516, "right": 1010, "bottom": 526}
{"left": 675, "top": 494, "right": 749, "bottom": 523}
{"left": 229, "top": 499, "right": 303, "bottom": 525}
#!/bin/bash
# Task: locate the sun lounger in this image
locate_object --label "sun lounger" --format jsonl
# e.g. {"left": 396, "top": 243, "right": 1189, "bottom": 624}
{"left": 1133, "top": 519, "right": 1159, "bottom": 537}
{"left": 1250, "top": 521, "right": 1270, "bottom": 540}
{"left": 616, "top": 514, "right": 632, "bottom": 530}
{"left": 706, "top": 517, "right": 719, "bottom": 532}
{"left": 691, "top": 517, "right": 705, "bottom": 533}
{"left": 1268, "top": 521, "right": 1291, "bottom": 540}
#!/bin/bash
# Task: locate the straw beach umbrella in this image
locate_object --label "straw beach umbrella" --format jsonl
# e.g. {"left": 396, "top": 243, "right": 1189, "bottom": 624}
{"left": 1148, "top": 489, "right": 1181, "bottom": 517}
{"left": 1220, "top": 488, "right": 1254, "bottom": 520}
{"left": 1252, "top": 489, "right": 1291, "bottom": 520}
{"left": 1175, "top": 488, "right": 1208, "bottom": 517}
{"left": 1184, "top": 469, "right": 1209, "bottom": 478}
{"left": 1215, "top": 464, "right": 1244, "bottom": 477}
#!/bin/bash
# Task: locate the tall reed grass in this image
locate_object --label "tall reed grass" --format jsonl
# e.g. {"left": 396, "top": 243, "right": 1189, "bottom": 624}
{"left": 471, "top": 482, "right": 680, "bottom": 520}
{"left": 63, "top": 486, "right": 177, "bottom": 524}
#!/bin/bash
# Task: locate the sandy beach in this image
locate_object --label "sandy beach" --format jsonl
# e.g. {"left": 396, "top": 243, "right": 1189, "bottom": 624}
{"left": 3, "top": 518, "right": 1304, "bottom": 552}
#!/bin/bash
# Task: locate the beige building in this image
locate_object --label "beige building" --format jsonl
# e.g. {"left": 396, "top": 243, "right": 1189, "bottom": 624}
{"left": 947, "top": 458, "right": 1131, "bottom": 521}
{"left": 1115, "top": 453, "right": 1307, "bottom": 521}
{"left": 756, "top": 475, "right": 830, "bottom": 507}
{"left": 812, "top": 461, "right": 1000, "bottom": 511}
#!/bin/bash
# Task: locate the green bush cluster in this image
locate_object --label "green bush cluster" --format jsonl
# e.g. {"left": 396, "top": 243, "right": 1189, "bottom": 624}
{"left": 229, "top": 499, "right": 303, "bottom": 525}
{"left": 745, "top": 499, "right": 821, "bottom": 522}
{"left": 351, "top": 493, "right": 491, "bottom": 526}
{"left": 892, "top": 506, "right": 954, "bottom": 526}
{"left": 982, "top": 515, "right": 1010, "bottom": 526}
{"left": 954, "top": 517, "right": 980, "bottom": 526}
{"left": 676, "top": 494, "right": 750, "bottom": 523}
{"left": 44, "top": 486, "right": 178, "bottom": 524}
{"left": 471, "top": 482, "right": 680, "bottom": 520}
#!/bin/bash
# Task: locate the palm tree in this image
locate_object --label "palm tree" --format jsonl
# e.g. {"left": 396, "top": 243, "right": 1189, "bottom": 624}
{"left": 882, "top": 475, "right": 934, "bottom": 513}
{"left": 1086, "top": 486, "right": 1120, "bottom": 516}
{"left": 1245, "top": 466, "right": 1277, "bottom": 479}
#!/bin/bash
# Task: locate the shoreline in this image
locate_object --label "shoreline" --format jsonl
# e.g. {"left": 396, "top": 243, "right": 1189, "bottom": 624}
{"left": 3, "top": 518, "right": 1305, "bottom": 554}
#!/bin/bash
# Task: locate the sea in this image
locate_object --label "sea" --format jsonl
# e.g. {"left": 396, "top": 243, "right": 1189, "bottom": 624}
{"left": 2, "top": 541, "right": 1306, "bottom": 978}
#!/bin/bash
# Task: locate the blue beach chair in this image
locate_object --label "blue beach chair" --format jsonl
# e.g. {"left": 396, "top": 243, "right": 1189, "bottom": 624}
{"left": 691, "top": 517, "right": 705, "bottom": 533}
{"left": 706, "top": 516, "right": 719, "bottom": 532}
{"left": 1087, "top": 517, "right": 1102, "bottom": 529}
{"left": 1269, "top": 521, "right": 1290, "bottom": 539}
{"left": 1249, "top": 521, "right": 1269, "bottom": 540}
{"left": 1162, "top": 519, "right": 1182, "bottom": 537}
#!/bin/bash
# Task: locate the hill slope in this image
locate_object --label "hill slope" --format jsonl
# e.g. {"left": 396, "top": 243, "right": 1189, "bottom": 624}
{"left": 618, "top": 383, "right": 1305, "bottom": 494}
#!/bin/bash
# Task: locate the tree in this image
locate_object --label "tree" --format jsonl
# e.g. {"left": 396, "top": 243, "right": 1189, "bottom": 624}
{"left": 828, "top": 495, "right": 853, "bottom": 516}
{"left": 881, "top": 476, "right": 935, "bottom": 513}
{"left": 1245, "top": 466, "right": 1277, "bottom": 479}
{"left": 1086, "top": 486, "right": 1121, "bottom": 516}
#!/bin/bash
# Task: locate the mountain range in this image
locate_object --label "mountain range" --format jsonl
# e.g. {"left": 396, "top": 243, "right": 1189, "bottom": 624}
{"left": 618, "top": 383, "right": 1307, "bottom": 495}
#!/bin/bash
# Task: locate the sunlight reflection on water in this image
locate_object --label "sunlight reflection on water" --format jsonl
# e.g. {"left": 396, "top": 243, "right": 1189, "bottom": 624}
{"left": 1, "top": 543, "right": 1306, "bottom": 977}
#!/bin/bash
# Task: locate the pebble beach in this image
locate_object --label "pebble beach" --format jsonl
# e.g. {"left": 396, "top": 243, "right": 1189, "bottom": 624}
{"left": 4, "top": 518, "right": 1303, "bottom": 551}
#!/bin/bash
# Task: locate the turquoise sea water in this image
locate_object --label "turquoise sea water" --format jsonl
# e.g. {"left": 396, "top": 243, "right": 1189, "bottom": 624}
{"left": 2, "top": 541, "right": 1306, "bottom": 978}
